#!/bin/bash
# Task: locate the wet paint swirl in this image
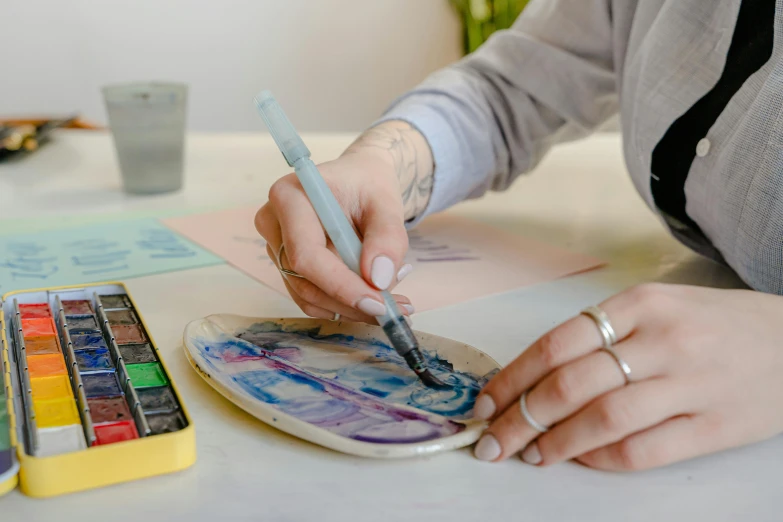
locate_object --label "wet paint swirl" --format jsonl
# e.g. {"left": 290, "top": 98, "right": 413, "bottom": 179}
{"left": 190, "top": 322, "right": 496, "bottom": 444}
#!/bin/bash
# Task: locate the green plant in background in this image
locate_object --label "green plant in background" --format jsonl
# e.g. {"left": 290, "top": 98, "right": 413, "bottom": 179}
{"left": 450, "top": 0, "right": 529, "bottom": 54}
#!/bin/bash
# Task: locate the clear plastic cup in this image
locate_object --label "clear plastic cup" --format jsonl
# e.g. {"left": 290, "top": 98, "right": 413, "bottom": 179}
{"left": 103, "top": 82, "right": 187, "bottom": 194}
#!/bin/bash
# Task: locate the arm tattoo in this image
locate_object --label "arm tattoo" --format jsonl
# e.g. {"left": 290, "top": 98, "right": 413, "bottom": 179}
{"left": 344, "top": 122, "right": 434, "bottom": 222}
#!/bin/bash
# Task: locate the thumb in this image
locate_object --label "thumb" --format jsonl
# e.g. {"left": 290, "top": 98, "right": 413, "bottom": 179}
{"left": 359, "top": 201, "right": 410, "bottom": 291}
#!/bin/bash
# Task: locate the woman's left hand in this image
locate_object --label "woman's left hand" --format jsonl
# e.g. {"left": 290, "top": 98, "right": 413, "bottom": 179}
{"left": 471, "top": 283, "right": 783, "bottom": 470}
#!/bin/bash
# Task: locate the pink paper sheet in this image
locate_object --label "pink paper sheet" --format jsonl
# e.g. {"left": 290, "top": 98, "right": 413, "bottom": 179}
{"left": 163, "top": 207, "right": 604, "bottom": 312}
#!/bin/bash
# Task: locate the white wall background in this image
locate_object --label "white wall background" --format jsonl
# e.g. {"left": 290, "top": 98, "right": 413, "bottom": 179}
{"left": 0, "top": 0, "right": 462, "bottom": 132}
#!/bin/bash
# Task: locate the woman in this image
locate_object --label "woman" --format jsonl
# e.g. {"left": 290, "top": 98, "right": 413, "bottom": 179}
{"left": 254, "top": 0, "right": 783, "bottom": 470}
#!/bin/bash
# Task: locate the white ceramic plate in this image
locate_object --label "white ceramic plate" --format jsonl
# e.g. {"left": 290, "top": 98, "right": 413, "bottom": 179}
{"left": 183, "top": 315, "right": 500, "bottom": 458}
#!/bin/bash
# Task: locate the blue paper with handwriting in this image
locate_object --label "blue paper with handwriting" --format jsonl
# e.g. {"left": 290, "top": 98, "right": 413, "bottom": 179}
{"left": 0, "top": 219, "right": 223, "bottom": 293}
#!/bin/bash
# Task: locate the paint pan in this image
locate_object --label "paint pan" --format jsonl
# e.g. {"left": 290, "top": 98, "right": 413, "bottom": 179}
{"left": 81, "top": 371, "right": 123, "bottom": 399}
{"left": 118, "top": 343, "right": 156, "bottom": 364}
{"left": 37, "top": 425, "right": 87, "bottom": 457}
{"left": 105, "top": 310, "right": 138, "bottom": 325}
{"left": 75, "top": 348, "right": 113, "bottom": 373}
{"left": 127, "top": 363, "right": 168, "bottom": 388}
{"left": 25, "top": 337, "right": 61, "bottom": 356}
{"left": 98, "top": 294, "right": 132, "bottom": 310}
{"left": 30, "top": 375, "right": 73, "bottom": 401}
{"left": 21, "top": 318, "right": 56, "bottom": 339}
{"left": 1, "top": 348, "right": 14, "bottom": 482}
{"left": 0, "top": 400, "right": 9, "bottom": 451}
{"left": 27, "top": 354, "right": 68, "bottom": 378}
{"left": 18, "top": 304, "right": 52, "bottom": 319}
{"left": 145, "top": 412, "right": 186, "bottom": 435}
{"left": 61, "top": 300, "right": 94, "bottom": 315}
{"left": 94, "top": 421, "right": 139, "bottom": 445}
{"left": 136, "top": 387, "right": 178, "bottom": 414}
{"left": 111, "top": 324, "right": 147, "bottom": 345}
{"left": 66, "top": 315, "right": 99, "bottom": 331}
{"left": 0, "top": 450, "right": 11, "bottom": 474}
{"left": 87, "top": 397, "right": 134, "bottom": 424}
{"left": 70, "top": 333, "right": 109, "bottom": 351}
{"left": 33, "top": 397, "right": 80, "bottom": 428}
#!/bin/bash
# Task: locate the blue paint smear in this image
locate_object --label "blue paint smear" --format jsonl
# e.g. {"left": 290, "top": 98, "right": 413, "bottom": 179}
{"left": 254, "top": 322, "right": 489, "bottom": 418}
{"left": 71, "top": 332, "right": 108, "bottom": 350}
{"left": 75, "top": 348, "right": 113, "bottom": 372}
{"left": 201, "top": 321, "right": 497, "bottom": 420}
{"left": 360, "top": 387, "right": 390, "bottom": 398}
{"left": 239, "top": 324, "right": 389, "bottom": 353}
{"left": 232, "top": 368, "right": 325, "bottom": 404}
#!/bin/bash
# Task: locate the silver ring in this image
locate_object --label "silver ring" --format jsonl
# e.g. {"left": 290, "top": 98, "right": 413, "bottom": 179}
{"left": 276, "top": 243, "right": 304, "bottom": 279}
{"left": 331, "top": 312, "right": 340, "bottom": 322}
{"left": 279, "top": 267, "right": 303, "bottom": 278}
{"left": 519, "top": 391, "right": 548, "bottom": 433}
{"left": 581, "top": 305, "right": 617, "bottom": 346}
{"left": 599, "top": 345, "right": 632, "bottom": 384}
{"left": 580, "top": 306, "right": 632, "bottom": 384}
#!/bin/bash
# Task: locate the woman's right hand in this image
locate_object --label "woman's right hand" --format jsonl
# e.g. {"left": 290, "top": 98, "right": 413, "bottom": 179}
{"left": 254, "top": 121, "right": 434, "bottom": 324}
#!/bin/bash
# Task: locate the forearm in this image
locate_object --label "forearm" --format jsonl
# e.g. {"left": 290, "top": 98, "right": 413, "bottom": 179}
{"left": 343, "top": 120, "right": 434, "bottom": 222}
{"left": 370, "top": 0, "right": 617, "bottom": 223}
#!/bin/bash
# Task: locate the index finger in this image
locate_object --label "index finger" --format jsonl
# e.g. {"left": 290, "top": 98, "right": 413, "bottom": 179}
{"left": 269, "top": 178, "right": 386, "bottom": 315}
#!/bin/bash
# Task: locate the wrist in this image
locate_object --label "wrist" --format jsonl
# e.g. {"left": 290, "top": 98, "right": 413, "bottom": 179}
{"left": 343, "top": 121, "right": 434, "bottom": 222}
{"left": 341, "top": 121, "right": 412, "bottom": 170}
{"left": 341, "top": 134, "right": 398, "bottom": 174}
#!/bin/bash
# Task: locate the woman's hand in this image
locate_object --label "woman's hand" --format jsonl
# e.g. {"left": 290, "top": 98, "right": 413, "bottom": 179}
{"left": 472, "top": 283, "right": 783, "bottom": 471}
{"left": 254, "top": 121, "right": 434, "bottom": 323}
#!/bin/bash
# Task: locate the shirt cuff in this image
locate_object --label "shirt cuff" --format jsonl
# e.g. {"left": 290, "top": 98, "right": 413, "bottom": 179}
{"left": 372, "top": 95, "right": 468, "bottom": 229}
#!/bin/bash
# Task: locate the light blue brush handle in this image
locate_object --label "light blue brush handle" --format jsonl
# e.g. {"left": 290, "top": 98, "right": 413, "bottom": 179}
{"left": 255, "top": 91, "right": 398, "bottom": 326}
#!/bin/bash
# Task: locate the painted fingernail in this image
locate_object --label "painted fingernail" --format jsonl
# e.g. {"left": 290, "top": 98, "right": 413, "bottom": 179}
{"left": 474, "top": 434, "right": 501, "bottom": 462}
{"left": 357, "top": 297, "right": 386, "bottom": 316}
{"left": 473, "top": 395, "right": 496, "bottom": 420}
{"left": 402, "top": 303, "right": 415, "bottom": 315}
{"left": 371, "top": 256, "right": 395, "bottom": 290}
{"left": 521, "top": 442, "right": 542, "bottom": 465}
{"left": 397, "top": 263, "right": 414, "bottom": 282}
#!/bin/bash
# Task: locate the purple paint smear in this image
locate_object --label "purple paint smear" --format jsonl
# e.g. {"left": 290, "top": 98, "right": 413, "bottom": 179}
{"left": 235, "top": 358, "right": 462, "bottom": 444}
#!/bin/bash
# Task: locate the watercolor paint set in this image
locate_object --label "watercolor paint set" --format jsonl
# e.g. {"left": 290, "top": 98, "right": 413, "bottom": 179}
{"left": 0, "top": 283, "right": 195, "bottom": 498}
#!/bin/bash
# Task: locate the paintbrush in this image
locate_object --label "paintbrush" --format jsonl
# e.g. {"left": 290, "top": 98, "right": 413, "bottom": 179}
{"left": 254, "top": 91, "right": 448, "bottom": 389}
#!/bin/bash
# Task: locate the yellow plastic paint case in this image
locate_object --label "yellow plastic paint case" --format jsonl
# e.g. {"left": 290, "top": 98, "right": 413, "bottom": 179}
{"left": 0, "top": 282, "right": 196, "bottom": 498}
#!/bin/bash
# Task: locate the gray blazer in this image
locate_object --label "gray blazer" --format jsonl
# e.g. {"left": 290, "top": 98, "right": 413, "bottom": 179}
{"left": 378, "top": 0, "right": 783, "bottom": 294}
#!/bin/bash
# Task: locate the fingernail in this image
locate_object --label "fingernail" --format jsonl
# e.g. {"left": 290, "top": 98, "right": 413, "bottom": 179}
{"left": 371, "top": 256, "right": 395, "bottom": 290}
{"left": 396, "top": 263, "right": 414, "bottom": 282}
{"left": 473, "top": 395, "right": 496, "bottom": 420}
{"left": 521, "top": 442, "right": 542, "bottom": 465}
{"left": 474, "top": 434, "right": 501, "bottom": 462}
{"left": 402, "top": 303, "right": 415, "bottom": 315}
{"left": 357, "top": 297, "right": 386, "bottom": 316}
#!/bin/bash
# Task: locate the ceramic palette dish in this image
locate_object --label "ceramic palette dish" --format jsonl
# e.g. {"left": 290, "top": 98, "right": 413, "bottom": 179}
{"left": 183, "top": 314, "right": 500, "bottom": 458}
{"left": 0, "top": 283, "right": 195, "bottom": 498}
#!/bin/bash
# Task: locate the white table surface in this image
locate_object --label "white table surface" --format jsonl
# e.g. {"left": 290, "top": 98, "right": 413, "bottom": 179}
{"left": 0, "top": 131, "right": 775, "bottom": 522}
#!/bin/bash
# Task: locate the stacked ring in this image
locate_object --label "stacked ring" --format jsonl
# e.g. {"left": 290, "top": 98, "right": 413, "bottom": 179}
{"left": 581, "top": 305, "right": 632, "bottom": 384}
